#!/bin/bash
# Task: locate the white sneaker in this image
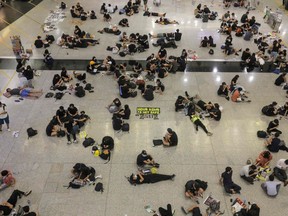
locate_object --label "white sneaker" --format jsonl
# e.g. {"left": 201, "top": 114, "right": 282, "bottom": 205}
{"left": 95, "top": 175, "right": 103, "bottom": 180}
{"left": 7, "top": 128, "right": 11, "bottom": 132}
{"left": 73, "top": 140, "right": 78, "bottom": 143}
{"left": 67, "top": 141, "right": 72, "bottom": 145}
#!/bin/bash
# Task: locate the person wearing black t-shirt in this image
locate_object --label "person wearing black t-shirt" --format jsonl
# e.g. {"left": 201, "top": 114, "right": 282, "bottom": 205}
{"left": 63, "top": 115, "right": 77, "bottom": 144}
{"left": 267, "top": 119, "right": 282, "bottom": 135}
{"left": 0, "top": 189, "right": 32, "bottom": 216}
{"left": 129, "top": 172, "right": 175, "bottom": 185}
{"left": 157, "top": 47, "right": 167, "bottom": 60}
{"left": 136, "top": 150, "right": 159, "bottom": 167}
{"left": 220, "top": 167, "right": 241, "bottom": 194}
{"left": 67, "top": 104, "right": 78, "bottom": 118}
{"left": 274, "top": 72, "right": 287, "bottom": 86}
{"left": 112, "top": 114, "right": 123, "bottom": 130}
{"left": 142, "top": 86, "right": 154, "bottom": 101}
{"left": 22, "top": 65, "right": 34, "bottom": 88}
{"left": 118, "top": 104, "right": 131, "bottom": 120}
{"left": 163, "top": 128, "right": 178, "bottom": 146}
{"left": 266, "top": 132, "right": 288, "bottom": 152}
{"left": 209, "top": 103, "right": 221, "bottom": 121}
{"left": 34, "top": 36, "right": 44, "bottom": 48}
{"left": 174, "top": 29, "right": 182, "bottom": 41}
{"left": 56, "top": 106, "right": 66, "bottom": 125}
{"left": 199, "top": 36, "right": 208, "bottom": 47}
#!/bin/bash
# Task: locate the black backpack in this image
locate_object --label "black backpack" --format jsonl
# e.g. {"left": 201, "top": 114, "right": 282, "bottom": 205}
{"left": 83, "top": 137, "right": 95, "bottom": 148}
{"left": 45, "top": 92, "right": 54, "bottom": 98}
{"left": 101, "top": 136, "right": 114, "bottom": 150}
{"left": 84, "top": 83, "right": 93, "bottom": 91}
{"left": 95, "top": 182, "right": 104, "bottom": 193}
{"left": 27, "top": 127, "right": 38, "bottom": 139}
{"left": 257, "top": 130, "right": 267, "bottom": 138}
{"left": 57, "top": 130, "right": 66, "bottom": 137}
{"left": 54, "top": 92, "right": 64, "bottom": 100}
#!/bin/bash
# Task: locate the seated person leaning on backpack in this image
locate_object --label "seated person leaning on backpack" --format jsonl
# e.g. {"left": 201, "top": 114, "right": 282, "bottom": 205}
{"left": 163, "top": 128, "right": 178, "bottom": 146}
{"left": 46, "top": 118, "right": 61, "bottom": 137}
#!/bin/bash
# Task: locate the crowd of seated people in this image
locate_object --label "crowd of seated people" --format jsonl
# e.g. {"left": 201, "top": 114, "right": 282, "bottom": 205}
{"left": 70, "top": 2, "right": 97, "bottom": 20}
{"left": 47, "top": 104, "right": 90, "bottom": 144}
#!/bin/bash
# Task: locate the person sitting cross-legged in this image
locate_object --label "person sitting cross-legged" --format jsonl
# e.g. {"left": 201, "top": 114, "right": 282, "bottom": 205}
{"left": 261, "top": 174, "right": 282, "bottom": 197}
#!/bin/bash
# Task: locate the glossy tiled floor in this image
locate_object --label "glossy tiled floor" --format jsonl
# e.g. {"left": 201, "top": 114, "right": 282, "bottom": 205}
{"left": 0, "top": 0, "right": 288, "bottom": 216}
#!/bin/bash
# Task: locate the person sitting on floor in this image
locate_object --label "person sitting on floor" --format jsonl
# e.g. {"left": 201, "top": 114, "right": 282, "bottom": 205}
{"left": 154, "top": 79, "right": 165, "bottom": 94}
{"left": 46, "top": 118, "right": 61, "bottom": 137}
{"left": 136, "top": 150, "right": 159, "bottom": 168}
{"left": 220, "top": 167, "right": 241, "bottom": 194}
{"left": 118, "top": 18, "right": 129, "bottom": 27}
{"left": 217, "top": 82, "right": 229, "bottom": 100}
{"left": 73, "top": 71, "right": 86, "bottom": 82}
{"left": 261, "top": 101, "right": 278, "bottom": 116}
{"left": 255, "top": 150, "right": 273, "bottom": 168}
{"left": 265, "top": 132, "right": 288, "bottom": 152}
{"left": 60, "top": 67, "right": 73, "bottom": 82}
{"left": 163, "top": 128, "right": 178, "bottom": 146}
{"left": 0, "top": 189, "right": 32, "bottom": 215}
{"left": 267, "top": 119, "right": 282, "bottom": 135}
{"left": 103, "top": 13, "right": 112, "bottom": 22}
{"left": 231, "top": 87, "right": 251, "bottom": 102}
{"left": 34, "top": 36, "right": 44, "bottom": 48}
{"left": 240, "top": 164, "right": 258, "bottom": 184}
{"left": 142, "top": 85, "right": 154, "bottom": 101}
{"left": 273, "top": 158, "right": 288, "bottom": 186}
{"left": 117, "top": 104, "right": 131, "bottom": 120}
{"left": 209, "top": 103, "right": 221, "bottom": 121}
{"left": 184, "top": 179, "right": 208, "bottom": 203}
{"left": 0, "top": 170, "right": 15, "bottom": 192}
{"left": 200, "top": 36, "right": 209, "bottom": 48}
{"left": 274, "top": 72, "right": 287, "bottom": 86}
{"left": 90, "top": 10, "right": 97, "bottom": 19}
{"left": 129, "top": 172, "right": 175, "bottom": 185}
{"left": 261, "top": 174, "right": 282, "bottom": 197}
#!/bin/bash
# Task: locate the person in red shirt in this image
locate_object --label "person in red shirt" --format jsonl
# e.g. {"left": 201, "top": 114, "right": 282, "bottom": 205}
{"left": 231, "top": 87, "right": 251, "bottom": 102}
{"left": 0, "top": 170, "right": 15, "bottom": 191}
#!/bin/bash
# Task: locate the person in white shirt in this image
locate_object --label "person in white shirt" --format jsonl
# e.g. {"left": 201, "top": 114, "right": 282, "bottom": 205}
{"left": 261, "top": 174, "right": 281, "bottom": 197}
{"left": 239, "top": 164, "right": 257, "bottom": 184}
{"left": 0, "top": 102, "right": 10, "bottom": 132}
{"left": 106, "top": 4, "right": 117, "bottom": 14}
{"left": 273, "top": 159, "right": 288, "bottom": 186}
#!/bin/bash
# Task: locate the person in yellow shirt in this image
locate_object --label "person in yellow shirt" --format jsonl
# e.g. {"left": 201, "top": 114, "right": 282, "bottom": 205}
{"left": 190, "top": 112, "right": 213, "bottom": 136}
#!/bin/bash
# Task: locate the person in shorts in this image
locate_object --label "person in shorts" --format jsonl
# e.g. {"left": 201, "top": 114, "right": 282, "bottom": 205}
{"left": 0, "top": 102, "right": 10, "bottom": 132}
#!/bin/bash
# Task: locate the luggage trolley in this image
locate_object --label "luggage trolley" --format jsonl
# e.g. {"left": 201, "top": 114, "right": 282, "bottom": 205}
{"left": 153, "top": 0, "right": 161, "bottom": 6}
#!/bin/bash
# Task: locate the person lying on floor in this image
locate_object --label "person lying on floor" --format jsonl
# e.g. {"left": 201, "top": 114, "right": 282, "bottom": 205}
{"left": 0, "top": 189, "right": 32, "bottom": 216}
{"left": 155, "top": 17, "right": 179, "bottom": 25}
{"left": 5, "top": 88, "right": 43, "bottom": 99}
{"left": 97, "top": 25, "right": 121, "bottom": 35}
{"left": 181, "top": 205, "right": 223, "bottom": 216}
{"left": 143, "top": 11, "right": 166, "bottom": 17}
{"left": 190, "top": 112, "right": 213, "bottom": 136}
{"left": 265, "top": 132, "right": 288, "bottom": 152}
{"left": 129, "top": 172, "right": 175, "bottom": 185}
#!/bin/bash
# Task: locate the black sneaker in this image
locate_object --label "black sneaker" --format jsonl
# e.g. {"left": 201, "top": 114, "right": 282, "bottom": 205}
{"left": 185, "top": 91, "right": 189, "bottom": 97}
{"left": 24, "top": 190, "right": 32, "bottom": 196}
{"left": 181, "top": 207, "right": 188, "bottom": 215}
